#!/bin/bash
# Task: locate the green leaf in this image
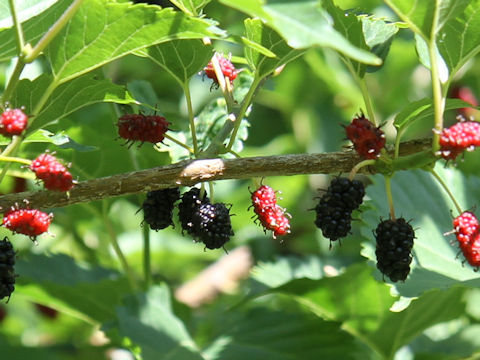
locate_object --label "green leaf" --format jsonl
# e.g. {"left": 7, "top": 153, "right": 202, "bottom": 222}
{"left": 219, "top": 0, "right": 381, "bottom": 65}
{"left": 394, "top": 98, "right": 474, "bottom": 131}
{"left": 106, "top": 285, "right": 204, "bottom": 360}
{"left": 361, "top": 16, "right": 399, "bottom": 73}
{"left": 24, "top": 129, "right": 98, "bottom": 151}
{"left": 204, "top": 306, "right": 371, "bottom": 360}
{"left": 414, "top": 34, "right": 449, "bottom": 82}
{"left": 11, "top": 72, "right": 136, "bottom": 133}
{"left": 383, "top": 0, "right": 470, "bottom": 40}
{"left": 0, "top": 0, "right": 71, "bottom": 61}
{"left": 361, "top": 166, "right": 480, "bottom": 298}
{"left": 169, "top": 0, "right": 212, "bottom": 16}
{"left": 366, "top": 287, "right": 467, "bottom": 359}
{"left": 16, "top": 253, "right": 131, "bottom": 323}
{"left": 437, "top": 0, "right": 480, "bottom": 79}
{"left": 275, "top": 263, "right": 467, "bottom": 358}
{"left": 244, "top": 18, "right": 304, "bottom": 79}
{"left": 0, "top": 0, "right": 61, "bottom": 29}
{"left": 138, "top": 39, "right": 212, "bottom": 86}
{"left": 46, "top": 0, "right": 224, "bottom": 83}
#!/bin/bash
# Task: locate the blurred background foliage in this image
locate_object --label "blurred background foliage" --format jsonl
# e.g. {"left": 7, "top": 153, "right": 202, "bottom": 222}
{"left": 1, "top": 0, "right": 480, "bottom": 359}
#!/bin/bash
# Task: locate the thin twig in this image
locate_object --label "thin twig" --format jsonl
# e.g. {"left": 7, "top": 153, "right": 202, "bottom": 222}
{"left": 0, "top": 139, "right": 431, "bottom": 211}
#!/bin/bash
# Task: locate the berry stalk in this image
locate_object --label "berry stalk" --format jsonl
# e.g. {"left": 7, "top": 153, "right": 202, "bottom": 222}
{"left": 385, "top": 176, "right": 396, "bottom": 220}
{"left": 182, "top": 83, "right": 199, "bottom": 155}
{"left": 428, "top": 36, "right": 446, "bottom": 153}
{"left": 430, "top": 169, "right": 462, "bottom": 215}
{"left": 102, "top": 202, "right": 138, "bottom": 291}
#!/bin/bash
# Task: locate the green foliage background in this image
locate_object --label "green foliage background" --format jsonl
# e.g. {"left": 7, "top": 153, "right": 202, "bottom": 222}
{"left": 1, "top": 0, "right": 480, "bottom": 359}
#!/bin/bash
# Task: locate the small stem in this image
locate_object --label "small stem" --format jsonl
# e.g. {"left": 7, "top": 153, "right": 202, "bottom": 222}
{"left": 102, "top": 202, "right": 138, "bottom": 291}
{"left": 8, "top": 0, "right": 25, "bottom": 54}
{"left": 428, "top": 42, "right": 445, "bottom": 152}
{"left": 385, "top": 176, "right": 396, "bottom": 220}
{"left": 228, "top": 149, "right": 241, "bottom": 158}
{"left": 225, "top": 77, "right": 262, "bottom": 152}
{"left": 0, "top": 155, "right": 31, "bottom": 166}
{"left": 394, "top": 127, "right": 405, "bottom": 159}
{"left": 1, "top": 59, "right": 26, "bottom": 107}
{"left": 359, "top": 78, "right": 377, "bottom": 127}
{"left": 24, "top": 0, "right": 84, "bottom": 63}
{"left": 349, "top": 159, "right": 375, "bottom": 180}
{"left": 208, "top": 181, "right": 215, "bottom": 203}
{"left": 163, "top": 133, "right": 194, "bottom": 154}
{"left": 181, "top": 84, "right": 198, "bottom": 155}
{"left": 0, "top": 136, "right": 23, "bottom": 184}
{"left": 430, "top": 169, "right": 462, "bottom": 215}
{"left": 143, "top": 223, "right": 151, "bottom": 289}
{"left": 211, "top": 53, "right": 235, "bottom": 111}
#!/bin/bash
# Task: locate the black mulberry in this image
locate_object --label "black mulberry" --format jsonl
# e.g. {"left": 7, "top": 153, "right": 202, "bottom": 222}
{"left": 313, "top": 177, "right": 365, "bottom": 242}
{"left": 178, "top": 187, "right": 210, "bottom": 236}
{"left": 0, "top": 237, "right": 16, "bottom": 302}
{"left": 192, "top": 202, "right": 234, "bottom": 250}
{"left": 142, "top": 188, "right": 180, "bottom": 230}
{"left": 374, "top": 218, "right": 415, "bottom": 282}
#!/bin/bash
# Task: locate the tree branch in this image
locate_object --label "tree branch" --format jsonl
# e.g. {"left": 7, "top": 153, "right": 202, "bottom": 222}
{"left": 0, "top": 139, "right": 431, "bottom": 211}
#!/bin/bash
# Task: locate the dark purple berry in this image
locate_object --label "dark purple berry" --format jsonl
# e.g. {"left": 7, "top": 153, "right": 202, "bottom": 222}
{"left": 178, "top": 187, "right": 210, "bottom": 236}
{"left": 192, "top": 202, "right": 234, "bottom": 250}
{"left": 142, "top": 188, "right": 180, "bottom": 230}
{"left": 374, "top": 218, "right": 415, "bottom": 282}
{"left": 0, "top": 237, "right": 16, "bottom": 302}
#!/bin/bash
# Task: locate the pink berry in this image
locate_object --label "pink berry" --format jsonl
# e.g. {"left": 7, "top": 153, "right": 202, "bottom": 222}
{"left": 204, "top": 55, "right": 238, "bottom": 85}
{"left": 117, "top": 114, "right": 170, "bottom": 146}
{"left": 2, "top": 209, "right": 52, "bottom": 239}
{"left": 30, "top": 153, "right": 74, "bottom": 192}
{"left": 438, "top": 120, "right": 480, "bottom": 160}
{"left": 344, "top": 114, "right": 386, "bottom": 159}
{"left": 251, "top": 185, "right": 290, "bottom": 239}
{"left": 0, "top": 108, "right": 28, "bottom": 136}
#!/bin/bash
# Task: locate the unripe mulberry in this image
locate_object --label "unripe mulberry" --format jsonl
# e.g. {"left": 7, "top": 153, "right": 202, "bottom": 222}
{"left": 344, "top": 114, "right": 385, "bottom": 159}
{"left": 250, "top": 185, "right": 290, "bottom": 239}
{"left": 30, "top": 153, "right": 74, "bottom": 192}
{"left": 0, "top": 108, "right": 28, "bottom": 136}
{"left": 142, "top": 188, "right": 180, "bottom": 230}
{"left": 192, "top": 202, "right": 234, "bottom": 249}
{"left": 0, "top": 237, "right": 16, "bottom": 301}
{"left": 438, "top": 119, "right": 480, "bottom": 160}
{"left": 178, "top": 187, "right": 210, "bottom": 236}
{"left": 204, "top": 54, "right": 238, "bottom": 85}
{"left": 313, "top": 177, "right": 365, "bottom": 242}
{"left": 117, "top": 113, "right": 170, "bottom": 146}
{"left": 374, "top": 218, "right": 415, "bottom": 282}
{"left": 2, "top": 208, "right": 52, "bottom": 241}
{"left": 452, "top": 211, "right": 480, "bottom": 267}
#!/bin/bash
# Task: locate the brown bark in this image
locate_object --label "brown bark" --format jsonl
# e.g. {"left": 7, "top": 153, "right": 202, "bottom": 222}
{"left": 0, "top": 139, "right": 431, "bottom": 211}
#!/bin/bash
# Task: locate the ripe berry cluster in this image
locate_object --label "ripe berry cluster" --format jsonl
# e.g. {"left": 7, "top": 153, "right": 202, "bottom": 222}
{"left": 2, "top": 208, "right": 52, "bottom": 242}
{"left": 178, "top": 187, "right": 234, "bottom": 250}
{"left": 438, "top": 118, "right": 480, "bottom": 160}
{"left": 142, "top": 188, "right": 180, "bottom": 231}
{"left": 374, "top": 218, "right": 415, "bottom": 282}
{"left": 30, "top": 153, "right": 74, "bottom": 192}
{"left": 0, "top": 237, "right": 16, "bottom": 302}
{"left": 204, "top": 54, "right": 238, "bottom": 86}
{"left": 0, "top": 108, "right": 28, "bottom": 136}
{"left": 250, "top": 185, "right": 290, "bottom": 239}
{"left": 344, "top": 114, "right": 386, "bottom": 159}
{"left": 452, "top": 211, "right": 480, "bottom": 267}
{"left": 313, "top": 177, "right": 365, "bottom": 243}
{"left": 117, "top": 113, "right": 170, "bottom": 146}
